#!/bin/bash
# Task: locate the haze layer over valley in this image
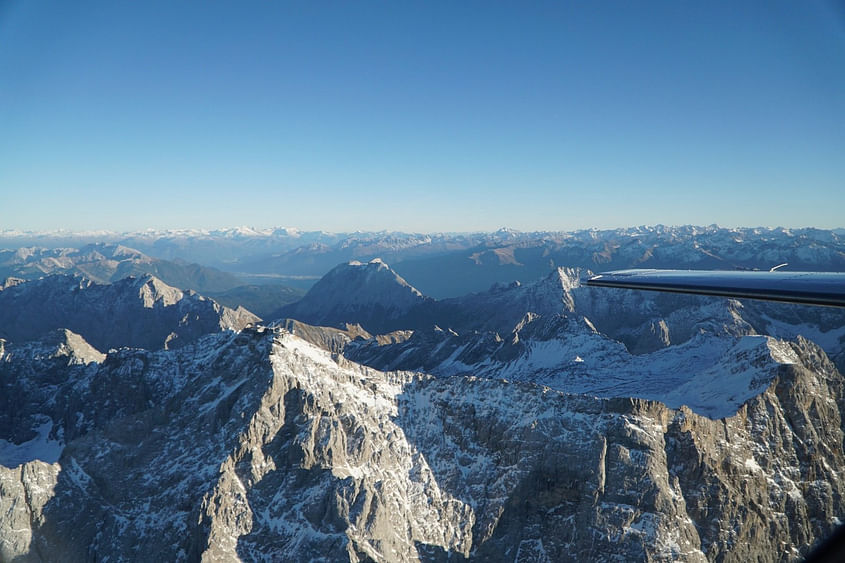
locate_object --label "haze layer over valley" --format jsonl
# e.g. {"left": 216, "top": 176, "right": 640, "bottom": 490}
{"left": 1, "top": 226, "right": 844, "bottom": 561}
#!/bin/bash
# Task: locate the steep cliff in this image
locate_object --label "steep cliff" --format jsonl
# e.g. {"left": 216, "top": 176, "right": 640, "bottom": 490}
{"left": 1, "top": 329, "right": 842, "bottom": 561}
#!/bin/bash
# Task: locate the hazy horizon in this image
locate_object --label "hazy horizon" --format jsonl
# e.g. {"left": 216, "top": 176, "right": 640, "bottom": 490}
{"left": 2, "top": 222, "right": 845, "bottom": 238}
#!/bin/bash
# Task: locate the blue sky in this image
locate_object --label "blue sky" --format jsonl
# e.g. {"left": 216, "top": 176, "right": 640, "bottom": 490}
{"left": 1, "top": 1, "right": 843, "bottom": 232}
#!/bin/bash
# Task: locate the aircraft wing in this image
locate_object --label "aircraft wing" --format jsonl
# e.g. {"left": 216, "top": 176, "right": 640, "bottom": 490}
{"left": 585, "top": 269, "right": 845, "bottom": 307}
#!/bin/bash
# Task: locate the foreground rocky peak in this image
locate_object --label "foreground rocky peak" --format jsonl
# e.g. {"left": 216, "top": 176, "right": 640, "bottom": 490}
{"left": 1, "top": 328, "right": 843, "bottom": 561}
{"left": 0, "top": 329, "right": 102, "bottom": 457}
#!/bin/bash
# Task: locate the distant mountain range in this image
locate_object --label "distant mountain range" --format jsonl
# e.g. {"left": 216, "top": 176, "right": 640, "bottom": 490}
{"left": 0, "top": 243, "right": 303, "bottom": 319}
{"left": 0, "top": 243, "right": 243, "bottom": 294}
{"left": 4, "top": 225, "right": 843, "bottom": 298}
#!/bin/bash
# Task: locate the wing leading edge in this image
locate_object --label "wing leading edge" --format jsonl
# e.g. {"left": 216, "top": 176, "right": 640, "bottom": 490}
{"left": 585, "top": 269, "right": 845, "bottom": 308}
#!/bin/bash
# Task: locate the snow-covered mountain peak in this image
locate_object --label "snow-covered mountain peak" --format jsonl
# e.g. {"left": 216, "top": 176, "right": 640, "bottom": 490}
{"left": 274, "top": 259, "right": 429, "bottom": 332}
{"left": 433, "top": 266, "right": 580, "bottom": 332}
{"left": 3, "top": 227, "right": 845, "bottom": 560}
{"left": 327, "top": 259, "right": 425, "bottom": 300}
{"left": 108, "top": 243, "right": 147, "bottom": 260}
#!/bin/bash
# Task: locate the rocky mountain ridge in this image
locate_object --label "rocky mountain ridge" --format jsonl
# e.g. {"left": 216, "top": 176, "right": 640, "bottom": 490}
{"left": 1, "top": 328, "right": 843, "bottom": 561}
{"left": 282, "top": 260, "right": 845, "bottom": 376}
{"left": 0, "top": 274, "right": 259, "bottom": 351}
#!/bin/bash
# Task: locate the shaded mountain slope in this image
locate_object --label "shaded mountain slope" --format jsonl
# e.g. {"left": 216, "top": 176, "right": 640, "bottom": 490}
{"left": 0, "top": 274, "right": 258, "bottom": 350}
{"left": 273, "top": 259, "right": 431, "bottom": 333}
{"left": 204, "top": 283, "right": 305, "bottom": 320}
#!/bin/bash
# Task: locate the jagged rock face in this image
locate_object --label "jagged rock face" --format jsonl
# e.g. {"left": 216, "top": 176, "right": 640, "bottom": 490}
{"left": 275, "top": 259, "right": 431, "bottom": 333}
{"left": 346, "top": 312, "right": 801, "bottom": 420}
{"left": 347, "top": 324, "right": 507, "bottom": 375}
{"left": 0, "top": 274, "right": 259, "bottom": 351}
{"left": 272, "top": 318, "right": 372, "bottom": 354}
{"left": 0, "top": 330, "right": 101, "bottom": 449}
{"left": 1, "top": 330, "right": 843, "bottom": 561}
{"left": 0, "top": 330, "right": 101, "bottom": 562}
{"left": 665, "top": 336, "right": 845, "bottom": 561}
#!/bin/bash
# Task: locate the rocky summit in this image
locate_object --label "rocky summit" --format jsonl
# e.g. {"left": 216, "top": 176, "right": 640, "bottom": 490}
{"left": 1, "top": 326, "right": 843, "bottom": 562}
{"left": 273, "top": 259, "right": 431, "bottom": 333}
